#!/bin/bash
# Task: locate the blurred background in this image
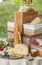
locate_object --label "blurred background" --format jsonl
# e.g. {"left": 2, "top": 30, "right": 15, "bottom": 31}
{"left": 0, "top": 0, "right": 42, "bottom": 38}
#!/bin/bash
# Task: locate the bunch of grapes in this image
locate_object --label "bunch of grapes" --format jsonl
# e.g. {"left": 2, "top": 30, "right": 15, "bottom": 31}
{"left": 31, "top": 39, "right": 39, "bottom": 45}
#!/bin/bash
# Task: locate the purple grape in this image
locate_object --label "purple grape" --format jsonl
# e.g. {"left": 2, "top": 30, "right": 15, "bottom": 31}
{"left": 31, "top": 40, "right": 39, "bottom": 45}
{"left": 3, "top": 52, "right": 10, "bottom": 58}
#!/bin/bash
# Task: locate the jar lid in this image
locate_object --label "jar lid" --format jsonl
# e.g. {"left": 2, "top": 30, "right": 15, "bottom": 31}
{"left": 31, "top": 49, "right": 37, "bottom": 53}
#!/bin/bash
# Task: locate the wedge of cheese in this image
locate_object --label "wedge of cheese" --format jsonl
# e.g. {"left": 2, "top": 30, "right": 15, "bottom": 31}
{"left": 14, "top": 44, "right": 29, "bottom": 56}
{"left": 31, "top": 17, "right": 40, "bottom": 25}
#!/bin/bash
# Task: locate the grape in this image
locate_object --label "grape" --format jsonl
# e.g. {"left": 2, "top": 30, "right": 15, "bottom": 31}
{"left": 31, "top": 40, "right": 39, "bottom": 45}
{"left": 3, "top": 52, "right": 10, "bottom": 58}
{"left": 0, "top": 46, "right": 5, "bottom": 51}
